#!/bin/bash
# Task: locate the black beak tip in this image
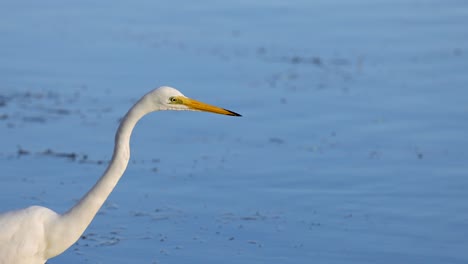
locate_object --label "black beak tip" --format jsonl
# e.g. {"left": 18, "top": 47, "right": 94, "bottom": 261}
{"left": 227, "top": 110, "right": 242, "bottom": 117}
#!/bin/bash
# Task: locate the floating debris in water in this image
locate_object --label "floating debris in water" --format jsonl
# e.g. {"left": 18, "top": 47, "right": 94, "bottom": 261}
{"left": 269, "top": 137, "right": 285, "bottom": 144}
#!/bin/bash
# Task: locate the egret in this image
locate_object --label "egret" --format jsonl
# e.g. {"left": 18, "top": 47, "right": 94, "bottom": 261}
{"left": 0, "top": 86, "right": 241, "bottom": 264}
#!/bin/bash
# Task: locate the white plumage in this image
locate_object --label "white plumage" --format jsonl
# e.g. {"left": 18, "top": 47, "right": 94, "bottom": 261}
{"left": 0, "top": 86, "right": 240, "bottom": 264}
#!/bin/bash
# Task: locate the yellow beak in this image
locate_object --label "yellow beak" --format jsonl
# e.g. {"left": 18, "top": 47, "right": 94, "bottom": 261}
{"left": 180, "top": 97, "right": 241, "bottom": 117}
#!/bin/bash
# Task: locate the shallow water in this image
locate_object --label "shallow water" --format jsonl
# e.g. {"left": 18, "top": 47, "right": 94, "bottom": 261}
{"left": 1, "top": 0, "right": 468, "bottom": 263}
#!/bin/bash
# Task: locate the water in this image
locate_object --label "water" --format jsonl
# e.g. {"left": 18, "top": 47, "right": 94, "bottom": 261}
{"left": 1, "top": 0, "right": 467, "bottom": 263}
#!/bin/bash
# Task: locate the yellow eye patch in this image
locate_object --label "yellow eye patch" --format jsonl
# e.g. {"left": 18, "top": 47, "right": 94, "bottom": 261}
{"left": 169, "top": 96, "right": 184, "bottom": 104}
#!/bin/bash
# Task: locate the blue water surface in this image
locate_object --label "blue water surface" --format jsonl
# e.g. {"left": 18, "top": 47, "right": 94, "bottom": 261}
{"left": 1, "top": 0, "right": 467, "bottom": 263}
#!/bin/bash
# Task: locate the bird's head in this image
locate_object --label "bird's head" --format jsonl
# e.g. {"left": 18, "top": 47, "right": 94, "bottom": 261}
{"left": 145, "top": 86, "right": 241, "bottom": 116}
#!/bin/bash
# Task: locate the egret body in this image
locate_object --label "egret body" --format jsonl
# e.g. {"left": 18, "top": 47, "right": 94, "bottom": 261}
{"left": 0, "top": 86, "right": 240, "bottom": 264}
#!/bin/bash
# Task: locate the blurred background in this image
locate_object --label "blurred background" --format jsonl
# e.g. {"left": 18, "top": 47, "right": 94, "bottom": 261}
{"left": 1, "top": 0, "right": 467, "bottom": 263}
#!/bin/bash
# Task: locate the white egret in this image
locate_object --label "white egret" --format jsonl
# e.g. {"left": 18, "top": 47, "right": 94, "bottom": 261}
{"left": 0, "top": 86, "right": 240, "bottom": 264}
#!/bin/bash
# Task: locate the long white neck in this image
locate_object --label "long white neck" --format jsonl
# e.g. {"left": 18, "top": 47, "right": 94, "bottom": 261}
{"left": 45, "top": 95, "right": 153, "bottom": 258}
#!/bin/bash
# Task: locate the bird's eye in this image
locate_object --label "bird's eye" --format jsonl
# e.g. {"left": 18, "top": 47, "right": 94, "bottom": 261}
{"left": 169, "top": 97, "right": 178, "bottom": 103}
